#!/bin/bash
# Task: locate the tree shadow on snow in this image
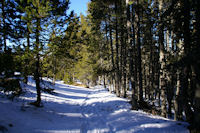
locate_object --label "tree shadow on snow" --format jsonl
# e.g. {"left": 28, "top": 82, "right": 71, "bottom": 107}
{"left": 9, "top": 79, "right": 188, "bottom": 133}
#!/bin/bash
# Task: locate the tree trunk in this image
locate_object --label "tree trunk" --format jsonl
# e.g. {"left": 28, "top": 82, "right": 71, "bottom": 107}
{"left": 126, "top": 2, "right": 138, "bottom": 109}
{"left": 115, "top": 1, "right": 120, "bottom": 97}
{"left": 136, "top": 0, "right": 143, "bottom": 102}
{"left": 119, "top": 1, "right": 127, "bottom": 98}
{"left": 192, "top": 0, "right": 200, "bottom": 130}
{"left": 123, "top": 45, "right": 127, "bottom": 98}
{"left": 132, "top": 3, "right": 139, "bottom": 105}
{"left": 182, "top": 0, "right": 193, "bottom": 123}
{"left": 34, "top": 17, "right": 41, "bottom": 106}
{"left": 174, "top": 70, "right": 183, "bottom": 120}
{"left": 191, "top": 64, "right": 200, "bottom": 130}
{"left": 2, "top": 0, "right": 7, "bottom": 51}
{"left": 158, "top": 0, "right": 167, "bottom": 118}
{"left": 108, "top": 16, "right": 116, "bottom": 93}
{"left": 166, "top": 30, "right": 173, "bottom": 118}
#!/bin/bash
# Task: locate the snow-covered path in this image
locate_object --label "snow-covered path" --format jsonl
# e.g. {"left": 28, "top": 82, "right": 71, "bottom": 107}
{"left": 0, "top": 78, "right": 189, "bottom": 133}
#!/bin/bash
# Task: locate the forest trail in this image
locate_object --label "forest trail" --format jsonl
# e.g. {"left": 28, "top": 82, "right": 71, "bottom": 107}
{"left": 0, "top": 77, "right": 189, "bottom": 133}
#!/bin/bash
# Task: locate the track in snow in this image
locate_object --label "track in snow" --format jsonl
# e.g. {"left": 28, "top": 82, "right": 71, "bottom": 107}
{"left": 0, "top": 78, "right": 189, "bottom": 133}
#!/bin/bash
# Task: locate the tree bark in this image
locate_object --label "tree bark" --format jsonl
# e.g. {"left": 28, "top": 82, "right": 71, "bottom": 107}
{"left": 158, "top": 0, "right": 167, "bottom": 118}
{"left": 115, "top": 1, "right": 120, "bottom": 97}
{"left": 108, "top": 16, "right": 116, "bottom": 93}
{"left": 2, "top": 0, "right": 7, "bottom": 51}
{"left": 126, "top": 1, "right": 138, "bottom": 109}
{"left": 182, "top": 0, "right": 193, "bottom": 123}
{"left": 174, "top": 70, "right": 183, "bottom": 120}
{"left": 136, "top": 0, "right": 143, "bottom": 102}
{"left": 34, "top": 17, "right": 41, "bottom": 106}
{"left": 192, "top": 0, "right": 200, "bottom": 129}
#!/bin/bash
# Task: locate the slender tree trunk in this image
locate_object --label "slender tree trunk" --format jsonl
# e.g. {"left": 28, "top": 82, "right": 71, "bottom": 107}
{"left": 123, "top": 39, "right": 127, "bottom": 98}
{"left": 174, "top": 70, "right": 183, "bottom": 120}
{"left": 136, "top": 0, "right": 143, "bottom": 102}
{"left": 148, "top": 10, "right": 155, "bottom": 102}
{"left": 120, "top": 26, "right": 124, "bottom": 97}
{"left": 108, "top": 16, "right": 116, "bottom": 93}
{"left": 119, "top": 1, "right": 127, "bottom": 97}
{"left": 27, "top": 21, "right": 30, "bottom": 49}
{"left": 192, "top": 0, "right": 200, "bottom": 129}
{"left": 167, "top": 73, "right": 173, "bottom": 118}
{"left": 159, "top": 31, "right": 167, "bottom": 118}
{"left": 133, "top": 5, "right": 138, "bottom": 104}
{"left": 24, "top": 22, "right": 31, "bottom": 84}
{"left": 105, "top": 20, "right": 110, "bottom": 91}
{"left": 158, "top": 0, "right": 167, "bottom": 118}
{"left": 126, "top": 1, "right": 138, "bottom": 109}
{"left": 110, "top": 29, "right": 115, "bottom": 92}
{"left": 182, "top": 0, "right": 193, "bottom": 123}
{"left": 126, "top": 0, "right": 138, "bottom": 110}
{"left": 123, "top": 47, "right": 127, "bottom": 98}
{"left": 2, "top": 0, "right": 7, "bottom": 51}
{"left": 166, "top": 29, "right": 173, "bottom": 118}
{"left": 35, "top": 17, "right": 41, "bottom": 106}
{"left": 53, "top": 74, "right": 56, "bottom": 85}
{"left": 115, "top": 1, "right": 120, "bottom": 97}
{"left": 52, "top": 56, "right": 57, "bottom": 85}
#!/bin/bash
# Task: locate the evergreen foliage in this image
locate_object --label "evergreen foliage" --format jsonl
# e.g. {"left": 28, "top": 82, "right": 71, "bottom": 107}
{"left": 0, "top": 0, "right": 199, "bottom": 131}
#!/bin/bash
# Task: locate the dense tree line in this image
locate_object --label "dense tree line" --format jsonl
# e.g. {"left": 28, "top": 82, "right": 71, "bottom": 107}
{"left": 88, "top": 0, "right": 200, "bottom": 131}
{"left": 0, "top": 0, "right": 200, "bottom": 131}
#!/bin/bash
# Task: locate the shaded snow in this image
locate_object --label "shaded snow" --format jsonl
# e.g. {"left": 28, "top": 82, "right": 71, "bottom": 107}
{"left": 0, "top": 77, "right": 189, "bottom": 133}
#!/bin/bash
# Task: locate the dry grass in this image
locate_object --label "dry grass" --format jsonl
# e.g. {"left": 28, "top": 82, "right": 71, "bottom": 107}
{"left": 72, "top": 82, "right": 87, "bottom": 88}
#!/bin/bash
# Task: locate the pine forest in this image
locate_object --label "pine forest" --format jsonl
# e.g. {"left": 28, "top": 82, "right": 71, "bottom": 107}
{"left": 0, "top": 0, "right": 200, "bottom": 132}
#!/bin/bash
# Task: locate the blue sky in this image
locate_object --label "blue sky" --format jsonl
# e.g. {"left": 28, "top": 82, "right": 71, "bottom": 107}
{"left": 69, "top": 0, "right": 90, "bottom": 16}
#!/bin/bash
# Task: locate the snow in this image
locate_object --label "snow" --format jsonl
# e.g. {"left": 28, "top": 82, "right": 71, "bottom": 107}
{"left": 0, "top": 77, "right": 189, "bottom": 133}
{"left": 14, "top": 72, "right": 21, "bottom": 76}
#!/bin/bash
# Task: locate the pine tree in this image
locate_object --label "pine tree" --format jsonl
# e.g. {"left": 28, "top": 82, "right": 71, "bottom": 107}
{"left": 18, "top": 0, "right": 69, "bottom": 106}
{"left": 0, "top": 0, "right": 21, "bottom": 51}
